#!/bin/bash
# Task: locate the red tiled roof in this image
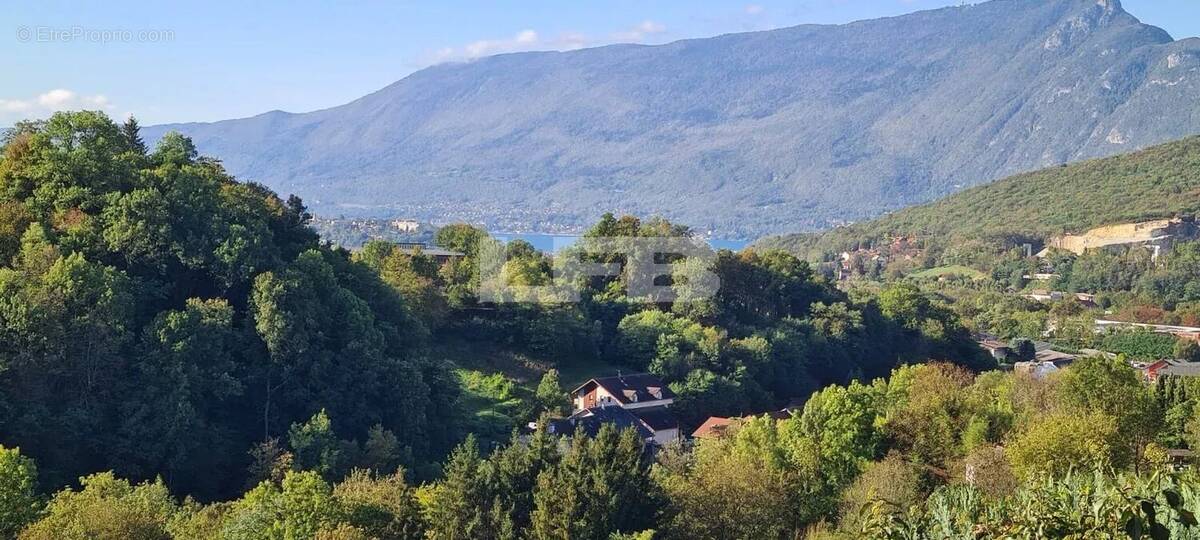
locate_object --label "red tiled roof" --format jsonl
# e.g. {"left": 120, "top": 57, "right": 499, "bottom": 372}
{"left": 691, "top": 409, "right": 794, "bottom": 439}
{"left": 691, "top": 416, "right": 734, "bottom": 439}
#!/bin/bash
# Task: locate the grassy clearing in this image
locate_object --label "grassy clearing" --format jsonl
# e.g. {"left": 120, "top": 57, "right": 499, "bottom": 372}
{"left": 431, "top": 340, "right": 622, "bottom": 388}
{"left": 454, "top": 368, "right": 530, "bottom": 449}
{"left": 910, "top": 265, "right": 987, "bottom": 280}
{"left": 432, "top": 340, "right": 625, "bottom": 449}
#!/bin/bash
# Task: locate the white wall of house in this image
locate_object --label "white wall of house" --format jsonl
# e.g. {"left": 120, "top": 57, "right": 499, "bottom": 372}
{"left": 621, "top": 398, "right": 673, "bottom": 410}
{"left": 574, "top": 385, "right": 617, "bottom": 410}
{"left": 651, "top": 427, "right": 680, "bottom": 446}
{"left": 573, "top": 385, "right": 673, "bottom": 411}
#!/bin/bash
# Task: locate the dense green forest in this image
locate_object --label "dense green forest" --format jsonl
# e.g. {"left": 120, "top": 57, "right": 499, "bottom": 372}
{"left": 756, "top": 136, "right": 1200, "bottom": 262}
{"left": 1, "top": 359, "right": 1198, "bottom": 538}
{"left": 0, "top": 112, "right": 463, "bottom": 499}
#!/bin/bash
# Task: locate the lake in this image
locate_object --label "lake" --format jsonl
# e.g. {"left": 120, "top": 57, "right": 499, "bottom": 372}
{"left": 491, "top": 232, "right": 750, "bottom": 253}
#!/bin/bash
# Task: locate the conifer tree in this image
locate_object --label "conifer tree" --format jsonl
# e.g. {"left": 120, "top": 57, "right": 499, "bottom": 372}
{"left": 529, "top": 425, "right": 654, "bottom": 539}
{"left": 425, "top": 435, "right": 491, "bottom": 540}
{"left": 121, "top": 115, "right": 147, "bottom": 154}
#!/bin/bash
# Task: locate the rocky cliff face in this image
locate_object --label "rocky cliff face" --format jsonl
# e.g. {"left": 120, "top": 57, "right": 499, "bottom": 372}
{"left": 1048, "top": 217, "right": 1198, "bottom": 254}
{"left": 145, "top": 0, "right": 1200, "bottom": 238}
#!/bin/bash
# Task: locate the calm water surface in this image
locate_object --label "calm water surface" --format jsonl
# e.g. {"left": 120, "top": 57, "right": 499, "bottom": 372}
{"left": 491, "top": 233, "right": 749, "bottom": 253}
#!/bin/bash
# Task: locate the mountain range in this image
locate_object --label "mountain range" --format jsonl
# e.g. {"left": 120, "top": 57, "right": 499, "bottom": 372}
{"left": 144, "top": 0, "right": 1200, "bottom": 238}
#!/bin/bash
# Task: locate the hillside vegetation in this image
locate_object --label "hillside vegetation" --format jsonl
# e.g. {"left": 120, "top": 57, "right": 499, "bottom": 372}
{"left": 756, "top": 135, "right": 1200, "bottom": 259}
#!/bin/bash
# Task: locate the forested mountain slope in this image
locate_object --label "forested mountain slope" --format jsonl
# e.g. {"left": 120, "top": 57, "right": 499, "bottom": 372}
{"left": 145, "top": 0, "right": 1200, "bottom": 237}
{"left": 755, "top": 135, "right": 1200, "bottom": 259}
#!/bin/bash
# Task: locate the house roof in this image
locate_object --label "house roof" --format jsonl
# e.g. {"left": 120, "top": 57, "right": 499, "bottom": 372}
{"left": 1032, "top": 341, "right": 1056, "bottom": 352}
{"left": 631, "top": 406, "right": 679, "bottom": 431}
{"left": 977, "top": 339, "right": 1010, "bottom": 351}
{"left": 394, "top": 243, "right": 464, "bottom": 258}
{"left": 690, "top": 409, "right": 793, "bottom": 439}
{"left": 564, "top": 406, "right": 656, "bottom": 439}
{"left": 691, "top": 417, "right": 735, "bottom": 439}
{"left": 1034, "top": 349, "right": 1076, "bottom": 366}
{"left": 1160, "top": 361, "right": 1200, "bottom": 378}
{"left": 573, "top": 373, "right": 675, "bottom": 405}
{"left": 973, "top": 333, "right": 1010, "bottom": 351}
{"left": 1014, "top": 361, "right": 1064, "bottom": 379}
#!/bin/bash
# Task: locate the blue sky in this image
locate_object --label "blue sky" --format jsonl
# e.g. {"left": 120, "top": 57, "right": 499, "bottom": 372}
{"left": 4, "top": 0, "right": 1198, "bottom": 125}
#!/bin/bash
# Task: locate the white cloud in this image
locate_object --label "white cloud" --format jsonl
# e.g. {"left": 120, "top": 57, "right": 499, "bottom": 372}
{"left": 434, "top": 29, "right": 545, "bottom": 62}
{"left": 427, "top": 19, "right": 669, "bottom": 65}
{"left": 37, "top": 89, "right": 76, "bottom": 107}
{"left": 0, "top": 89, "right": 116, "bottom": 125}
{"left": 745, "top": 4, "right": 766, "bottom": 15}
{"left": 0, "top": 99, "right": 33, "bottom": 113}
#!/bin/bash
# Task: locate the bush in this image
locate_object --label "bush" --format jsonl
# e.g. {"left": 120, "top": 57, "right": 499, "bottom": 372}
{"left": 1006, "top": 412, "right": 1119, "bottom": 480}
{"left": 1100, "top": 329, "right": 1177, "bottom": 360}
{"left": 459, "top": 371, "right": 516, "bottom": 401}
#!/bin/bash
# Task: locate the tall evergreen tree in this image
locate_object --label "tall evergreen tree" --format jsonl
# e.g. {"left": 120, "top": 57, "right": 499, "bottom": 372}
{"left": 530, "top": 425, "right": 655, "bottom": 540}
{"left": 424, "top": 435, "right": 491, "bottom": 540}
{"left": 121, "top": 115, "right": 147, "bottom": 154}
{"left": 488, "top": 425, "right": 560, "bottom": 532}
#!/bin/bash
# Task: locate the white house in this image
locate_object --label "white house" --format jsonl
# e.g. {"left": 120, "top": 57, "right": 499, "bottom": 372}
{"left": 563, "top": 373, "right": 680, "bottom": 446}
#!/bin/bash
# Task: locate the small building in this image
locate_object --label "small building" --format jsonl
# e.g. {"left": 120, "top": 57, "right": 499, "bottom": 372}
{"left": 391, "top": 219, "right": 420, "bottom": 232}
{"left": 394, "top": 242, "right": 465, "bottom": 264}
{"left": 691, "top": 416, "right": 737, "bottom": 439}
{"left": 1033, "top": 349, "right": 1076, "bottom": 365}
{"left": 1014, "top": 361, "right": 1061, "bottom": 379}
{"left": 1144, "top": 359, "right": 1200, "bottom": 383}
{"left": 1014, "top": 352, "right": 1075, "bottom": 379}
{"left": 1167, "top": 449, "right": 1195, "bottom": 471}
{"left": 976, "top": 338, "right": 1012, "bottom": 361}
{"left": 691, "top": 409, "right": 794, "bottom": 440}
{"left": 1024, "top": 290, "right": 1064, "bottom": 302}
